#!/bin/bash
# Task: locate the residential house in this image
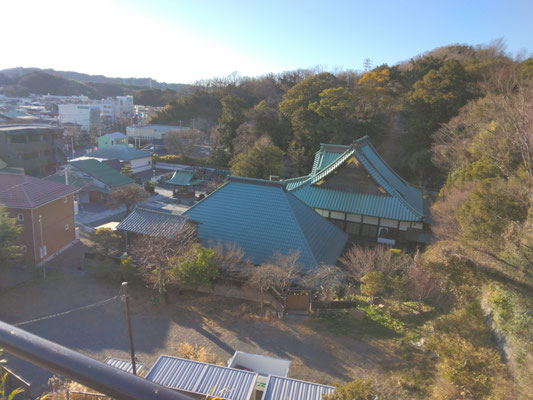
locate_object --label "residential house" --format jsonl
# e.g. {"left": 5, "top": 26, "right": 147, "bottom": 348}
{"left": 183, "top": 176, "right": 348, "bottom": 272}
{"left": 82, "top": 146, "right": 152, "bottom": 173}
{"left": 0, "top": 172, "right": 78, "bottom": 264}
{"left": 0, "top": 124, "right": 67, "bottom": 177}
{"left": 98, "top": 131, "right": 128, "bottom": 148}
{"left": 66, "top": 159, "right": 133, "bottom": 203}
{"left": 283, "top": 136, "right": 431, "bottom": 246}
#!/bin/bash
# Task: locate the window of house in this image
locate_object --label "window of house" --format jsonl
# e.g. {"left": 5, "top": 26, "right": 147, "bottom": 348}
{"left": 331, "top": 219, "right": 344, "bottom": 230}
{"left": 17, "top": 213, "right": 24, "bottom": 221}
{"left": 360, "top": 224, "right": 378, "bottom": 238}
{"left": 345, "top": 221, "right": 361, "bottom": 235}
{"left": 65, "top": 224, "right": 69, "bottom": 231}
{"left": 20, "top": 245, "right": 27, "bottom": 253}
{"left": 64, "top": 197, "right": 68, "bottom": 203}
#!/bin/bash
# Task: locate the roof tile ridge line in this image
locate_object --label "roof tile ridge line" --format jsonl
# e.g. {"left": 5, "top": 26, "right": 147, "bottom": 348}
{"left": 354, "top": 147, "right": 424, "bottom": 218}
{"left": 283, "top": 174, "right": 310, "bottom": 182}
{"left": 310, "top": 147, "right": 355, "bottom": 183}
{"left": 283, "top": 189, "right": 330, "bottom": 267}
{"left": 365, "top": 140, "right": 425, "bottom": 191}
{"left": 134, "top": 206, "right": 187, "bottom": 218}
{"left": 183, "top": 180, "right": 230, "bottom": 214}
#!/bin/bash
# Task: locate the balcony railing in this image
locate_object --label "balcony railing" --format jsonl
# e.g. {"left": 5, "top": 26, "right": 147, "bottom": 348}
{"left": 0, "top": 321, "right": 193, "bottom": 400}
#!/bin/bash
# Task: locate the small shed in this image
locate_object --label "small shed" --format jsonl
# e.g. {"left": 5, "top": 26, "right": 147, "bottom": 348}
{"left": 166, "top": 170, "right": 203, "bottom": 197}
{"left": 228, "top": 352, "right": 291, "bottom": 392}
{"left": 145, "top": 355, "right": 258, "bottom": 400}
{"left": 261, "top": 375, "right": 334, "bottom": 400}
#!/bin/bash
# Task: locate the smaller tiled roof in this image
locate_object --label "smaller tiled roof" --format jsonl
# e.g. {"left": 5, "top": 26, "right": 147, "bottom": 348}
{"left": 86, "top": 146, "right": 151, "bottom": 162}
{"left": 166, "top": 170, "right": 203, "bottom": 186}
{"left": 117, "top": 207, "right": 189, "bottom": 238}
{"left": 0, "top": 172, "right": 78, "bottom": 209}
{"left": 69, "top": 159, "right": 133, "bottom": 188}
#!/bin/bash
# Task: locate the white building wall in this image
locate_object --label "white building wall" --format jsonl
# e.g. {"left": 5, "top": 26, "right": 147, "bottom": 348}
{"left": 126, "top": 125, "right": 186, "bottom": 141}
{"left": 129, "top": 157, "right": 152, "bottom": 172}
{"left": 59, "top": 104, "right": 99, "bottom": 132}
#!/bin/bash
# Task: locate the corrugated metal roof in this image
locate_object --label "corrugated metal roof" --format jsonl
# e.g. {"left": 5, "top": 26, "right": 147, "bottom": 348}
{"left": 146, "top": 355, "right": 257, "bottom": 400}
{"left": 0, "top": 172, "right": 78, "bottom": 209}
{"left": 104, "top": 357, "right": 144, "bottom": 374}
{"left": 262, "top": 375, "right": 334, "bottom": 400}
{"left": 166, "top": 170, "right": 203, "bottom": 186}
{"left": 69, "top": 159, "right": 133, "bottom": 187}
{"left": 284, "top": 137, "right": 427, "bottom": 222}
{"left": 116, "top": 207, "right": 188, "bottom": 238}
{"left": 183, "top": 177, "right": 348, "bottom": 272}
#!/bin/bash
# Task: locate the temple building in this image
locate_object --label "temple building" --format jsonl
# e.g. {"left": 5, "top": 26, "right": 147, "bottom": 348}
{"left": 283, "top": 136, "right": 431, "bottom": 246}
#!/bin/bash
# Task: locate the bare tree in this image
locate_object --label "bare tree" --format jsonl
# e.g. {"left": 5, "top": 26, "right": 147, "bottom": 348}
{"left": 246, "top": 251, "right": 300, "bottom": 310}
{"left": 211, "top": 241, "right": 253, "bottom": 279}
{"left": 164, "top": 129, "right": 203, "bottom": 155}
{"left": 128, "top": 223, "right": 197, "bottom": 304}
{"left": 301, "top": 265, "right": 345, "bottom": 300}
{"left": 339, "top": 245, "right": 411, "bottom": 281}
{"left": 108, "top": 184, "right": 149, "bottom": 216}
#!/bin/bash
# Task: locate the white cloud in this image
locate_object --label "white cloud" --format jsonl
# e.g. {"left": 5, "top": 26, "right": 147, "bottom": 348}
{"left": 1, "top": 0, "right": 278, "bottom": 83}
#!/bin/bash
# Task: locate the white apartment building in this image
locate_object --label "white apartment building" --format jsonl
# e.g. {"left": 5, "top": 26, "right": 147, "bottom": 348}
{"left": 126, "top": 124, "right": 187, "bottom": 142}
{"left": 116, "top": 96, "right": 134, "bottom": 120}
{"left": 58, "top": 104, "right": 100, "bottom": 133}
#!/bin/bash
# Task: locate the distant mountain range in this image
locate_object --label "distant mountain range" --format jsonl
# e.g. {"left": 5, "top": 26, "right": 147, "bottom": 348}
{"left": 0, "top": 67, "right": 192, "bottom": 106}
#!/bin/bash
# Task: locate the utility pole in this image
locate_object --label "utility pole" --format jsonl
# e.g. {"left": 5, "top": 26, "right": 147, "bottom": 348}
{"left": 38, "top": 215, "right": 45, "bottom": 279}
{"left": 121, "top": 282, "right": 137, "bottom": 375}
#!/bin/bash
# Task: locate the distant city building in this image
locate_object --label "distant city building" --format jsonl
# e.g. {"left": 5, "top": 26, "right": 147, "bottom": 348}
{"left": 0, "top": 124, "right": 67, "bottom": 177}
{"left": 126, "top": 124, "right": 187, "bottom": 142}
{"left": 134, "top": 105, "right": 161, "bottom": 125}
{"left": 58, "top": 104, "right": 100, "bottom": 133}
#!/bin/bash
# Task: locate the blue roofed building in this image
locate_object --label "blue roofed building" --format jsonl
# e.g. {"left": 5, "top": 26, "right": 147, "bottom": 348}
{"left": 183, "top": 176, "right": 348, "bottom": 272}
{"left": 283, "top": 136, "right": 431, "bottom": 246}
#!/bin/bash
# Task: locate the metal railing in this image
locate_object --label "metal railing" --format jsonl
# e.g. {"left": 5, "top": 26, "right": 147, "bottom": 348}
{"left": 0, "top": 321, "right": 193, "bottom": 400}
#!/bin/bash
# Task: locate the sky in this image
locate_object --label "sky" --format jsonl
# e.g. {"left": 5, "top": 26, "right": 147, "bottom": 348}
{"left": 1, "top": 0, "right": 532, "bottom": 84}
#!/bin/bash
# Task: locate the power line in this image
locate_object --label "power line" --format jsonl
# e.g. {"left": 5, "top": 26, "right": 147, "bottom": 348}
{"left": 14, "top": 295, "right": 121, "bottom": 327}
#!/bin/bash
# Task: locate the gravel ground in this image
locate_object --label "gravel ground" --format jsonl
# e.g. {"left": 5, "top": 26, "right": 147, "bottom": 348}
{"left": 0, "top": 245, "right": 393, "bottom": 395}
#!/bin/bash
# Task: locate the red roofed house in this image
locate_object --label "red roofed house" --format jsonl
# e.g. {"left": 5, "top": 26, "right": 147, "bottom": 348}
{"left": 0, "top": 172, "right": 79, "bottom": 264}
